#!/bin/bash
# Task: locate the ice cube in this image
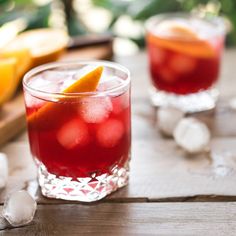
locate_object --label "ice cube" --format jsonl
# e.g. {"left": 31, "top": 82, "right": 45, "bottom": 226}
{"left": 97, "top": 76, "right": 123, "bottom": 92}
{"left": 73, "top": 65, "right": 98, "bottom": 80}
{"left": 24, "top": 92, "right": 45, "bottom": 108}
{"left": 191, "top": 18, "right": 218, "bottom": 40}
{"left": 112, "top": 91, "right": 130, "bottom": 115}
{"left": 29, "top": 75, "right": 60, "bottom": 93}
{"left": 159, "top": 67, "right": 176, "bottom": 83}
{"left": 155, "top": 19, "right": 197, "bottom": 40}
{"left": 168, "top": 54, "right": 196, "bottom": 74}
{"left": 79, "top": 97, "right": 113, "bottom": 123}
{"left": 229, "top": 97, "right": 236, "bottom": 110}
{"left": 28, "top": 75, "right": 50, "bottom": 89}
{"left": 150, "top": 47, "right": 166, "bottom": 66}
{"left": 30, "top": 70, "right": 75, "bottom": 93}
{"left": 211, "top": 151, "right": 236, "bottom": 177}
{"left": 157, "top": 107, "right": 185, "bottom": 136}
{"left": 3, "top": 190, "right": 37, "bottom": 227}
{"left": 173, "top": 117, "right": 210, "bottom": 153}
{"left": 57, "top": 118, "right": 90, "bottom": 149}
{"left": 99, "top": 66, "right": 116, "bottom": 83}
{"left": 61, "top": 78, "right": 77, "bottom": 90}
{"left": 0, "top": 215, "right": 11, "bottom": 230}
{"left": 0, "top": 153, "right": 8, "bottom": 189}
{"left": 42, "top": 70, "right": 73, "bottom": 82}
{"left": 96, "top": 119, "right": 124, "bottom": 148}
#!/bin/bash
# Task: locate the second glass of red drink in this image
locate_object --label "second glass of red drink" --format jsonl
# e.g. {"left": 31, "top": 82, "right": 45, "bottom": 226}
{"left": 146, "top": 13, "right": 225, "bottom": 112}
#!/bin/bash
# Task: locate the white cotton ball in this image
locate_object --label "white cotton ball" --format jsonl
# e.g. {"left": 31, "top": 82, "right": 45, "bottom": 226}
{"left": 173, "top": 117, "right": 210, "bottom": 153}
{"left": 3, "top": 190, "right": 37, "bottom": 227}
{"left": 0, "top": 153, "right": 8, "bottom": 188}
{"left": 157, "top": 107, "right": 185, "bottom": 136}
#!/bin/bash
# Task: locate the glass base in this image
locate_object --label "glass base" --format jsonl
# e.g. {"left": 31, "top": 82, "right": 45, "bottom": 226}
{"left": 38, "top": 163, "right": 129, "bottom": 202}
{"left": 150, "top": 87, "right": 219, "bottom": 113}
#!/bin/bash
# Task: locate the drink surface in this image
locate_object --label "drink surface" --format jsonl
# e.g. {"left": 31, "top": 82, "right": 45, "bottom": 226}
{"left": 24, "top": 67, "right": 131, "bottom": 179}
{"left": 147, "top": 17, "right": 224, "bottom": 95}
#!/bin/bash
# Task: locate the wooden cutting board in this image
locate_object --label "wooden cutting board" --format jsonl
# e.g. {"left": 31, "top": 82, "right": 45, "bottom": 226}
{"left": 0, "top": 43, "right": 113, "bottom": 147}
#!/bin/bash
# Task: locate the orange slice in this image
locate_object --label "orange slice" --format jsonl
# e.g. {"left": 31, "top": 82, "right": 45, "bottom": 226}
{"left": 148, "top": 23, "right": 215, "bottom": 58}
{"left": 0, "top": 58, "right": 17, "bottom": 105}
{"left": 6, "top": 28, "right": 69, "bottom": 67}
{"left": 1, "top": 48, "right": 32, "bottom": 85}
{"left": 64, "top": 66, "right": 103, "bottom": 93}
{"left": 27, "top": 66, "right": 103, "bottom": 126}
{"left": 148, "top": 33, "right": 215, "bottom": 58}
{"left": 166, "top": 25, "right": 198, "bottom": 40}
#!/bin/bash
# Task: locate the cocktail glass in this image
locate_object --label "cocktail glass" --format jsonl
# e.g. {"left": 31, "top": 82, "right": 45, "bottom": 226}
{"left": 23, "top": 61, "right": 131, "bottom": 202}
{"left": 146, "top": 13, "right": 225, "bottom": 112}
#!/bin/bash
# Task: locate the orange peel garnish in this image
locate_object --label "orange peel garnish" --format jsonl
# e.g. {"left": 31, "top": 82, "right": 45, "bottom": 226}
{"left": 148, "top": 33, "right": 215, "bottom": 58}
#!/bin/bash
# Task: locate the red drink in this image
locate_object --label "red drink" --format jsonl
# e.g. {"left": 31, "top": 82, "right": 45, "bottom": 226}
{"left": 146, "top": 14, "right": 225, "bottom": 112}
{"left": 147, "top": 34, "right": 223, "bottom": 94}
{"left": 23, "top": 62, "right": 131, "bottom": 201}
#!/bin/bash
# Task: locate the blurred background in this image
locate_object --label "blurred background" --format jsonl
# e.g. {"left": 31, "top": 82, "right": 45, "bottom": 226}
{"left": 0, "top": 0, "right": 235, "bottom": 56}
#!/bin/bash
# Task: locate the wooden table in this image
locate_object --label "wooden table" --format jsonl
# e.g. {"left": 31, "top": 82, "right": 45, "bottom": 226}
{"left": 1, "top": 50, "right": 236, "bottom": 235}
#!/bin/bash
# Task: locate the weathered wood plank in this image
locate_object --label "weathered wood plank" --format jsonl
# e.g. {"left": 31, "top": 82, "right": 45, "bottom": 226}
{"left": 1, "top": 202, "right": 236, "bottom": 235}
{"left": 1, "top": 50, "right": 236, "bottom": 205}
{"left": 132, "top": 98, "right": 236, "bottom": 140}
{"left": 61, "top": 43, "right": 113, "bottom": 62}
{"left": 0, "top": 143, "right": 37, "bottom": 203}
{"left": 2, "top": 137, "right": 236, "bottom": 204}
{"left": 109, "top": 137, "right": 236, "bottom": 201}
{"left": 0, "top": 95, "right": 26, "bottom": 147}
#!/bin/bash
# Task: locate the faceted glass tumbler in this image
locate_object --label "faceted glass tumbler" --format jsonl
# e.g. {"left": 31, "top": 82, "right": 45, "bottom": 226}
{"left": 23, "top": 61, "right": 131, "bottom": 202}
{"left": 146, "top": 13, "right": 226, "bottom": 113}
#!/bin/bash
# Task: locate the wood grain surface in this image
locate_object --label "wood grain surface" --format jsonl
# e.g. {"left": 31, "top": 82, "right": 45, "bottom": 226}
{"left": 1, "top": 202, "right": 236, "bottom": 235}
{"left": 2, "top": 136, "right": 236, "bottom": 204}
{"left": 0, "top": 95, "right": 26, "bottom": 147}
{"left": 61, "top": 43, "right": 113, "bottom": 62}
{"left": 1, "top": 49, "right": 236, "bottom": 235}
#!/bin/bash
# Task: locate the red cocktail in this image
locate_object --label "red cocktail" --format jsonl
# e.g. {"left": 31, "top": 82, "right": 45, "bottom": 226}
{"left": 23, "top": 62, "right": 131, "bottom": 202}
{"left": 146, "top": 13, "right": 225, "bottom": 112}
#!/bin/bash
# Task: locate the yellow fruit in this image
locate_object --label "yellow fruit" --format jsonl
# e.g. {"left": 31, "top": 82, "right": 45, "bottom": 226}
{"left": 1, "top": 48, "right": 32, "bottom": 84}
{"left": 6, "top": 28, "right": 69, "bottom": 67}
{"left": 0, "top": 58, "right": 17, "bottom": 105}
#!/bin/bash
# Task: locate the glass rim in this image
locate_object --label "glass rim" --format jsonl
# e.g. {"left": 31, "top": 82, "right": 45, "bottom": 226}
{"left": 23, "top": 60, "right": 131, "bottom": 98}
{"left": 145, "top": 12, "right": 226, "bottom": 40}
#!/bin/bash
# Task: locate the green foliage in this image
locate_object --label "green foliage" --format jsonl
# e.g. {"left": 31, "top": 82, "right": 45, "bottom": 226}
{"left": 92, "top": 0, "right": 236, "bottom": 47}
{"left": 128, "top": 0, "right": 182, "bottom": 20}
{"left": 0, "top": 0, "right": 236, "bottom": 47}
{"left": 60, "top": 0, "right": 86, "bottom": 36}
{"left": 26, "top": 4, "right": 51, "bottom": 29}
{"left": 220, "top": 0, "right": 236, "bottom": 46}
{"left": 0, "top": 0, "right": 86, "bottom": 36}
{"left": 0, "top": 0, "right": 51, "bottom": 29}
